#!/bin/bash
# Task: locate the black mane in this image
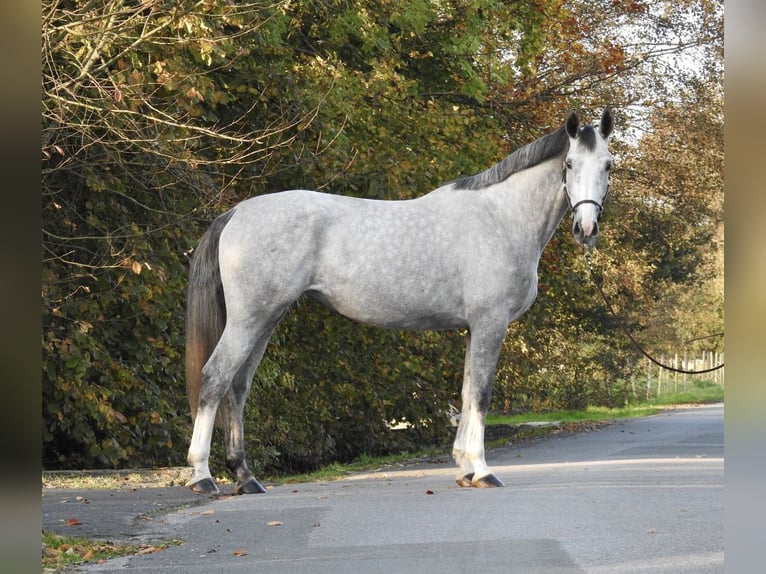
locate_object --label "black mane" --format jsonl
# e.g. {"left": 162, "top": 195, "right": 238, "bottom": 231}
{"left": 452, "top": 125, "right": 570, "bottom": 191}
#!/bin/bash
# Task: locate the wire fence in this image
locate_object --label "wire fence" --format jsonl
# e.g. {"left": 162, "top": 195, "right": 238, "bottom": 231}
{"left": 636, "top": 351, "right": 724, "bottom": 400}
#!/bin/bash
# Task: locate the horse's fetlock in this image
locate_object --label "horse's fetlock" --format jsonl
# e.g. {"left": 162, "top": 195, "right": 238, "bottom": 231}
{"left": 225, "top": 453, "right": 245, "bottom": 472}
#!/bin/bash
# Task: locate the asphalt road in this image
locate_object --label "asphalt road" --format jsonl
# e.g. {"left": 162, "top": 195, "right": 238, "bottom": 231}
{"left": 45, "top": 404, "right": 723, "bottom": 573}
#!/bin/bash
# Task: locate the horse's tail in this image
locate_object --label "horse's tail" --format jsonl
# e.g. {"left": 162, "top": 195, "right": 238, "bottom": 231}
{"left": 185, "top": 209, "right": 237, "bottom": 420}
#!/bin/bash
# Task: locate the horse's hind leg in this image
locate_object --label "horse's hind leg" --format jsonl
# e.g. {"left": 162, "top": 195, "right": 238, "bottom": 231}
{"left": 187, "top": 321, "right": 274, "bottom": 494}
{"left": 453, "top": 327, "right": 506, "bottom": 488}
{"left": 220, "top": 334, "right": 273, "bottom": 494}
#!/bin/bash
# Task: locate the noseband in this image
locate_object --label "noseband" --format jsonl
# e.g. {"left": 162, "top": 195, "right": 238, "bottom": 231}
{"left": 562, "top": 162, "right": 608, "bottom": 220}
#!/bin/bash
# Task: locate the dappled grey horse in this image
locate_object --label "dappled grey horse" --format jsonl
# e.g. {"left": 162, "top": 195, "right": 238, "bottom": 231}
{"left": 186, "top": 109, "right": 614, "bottom": 494}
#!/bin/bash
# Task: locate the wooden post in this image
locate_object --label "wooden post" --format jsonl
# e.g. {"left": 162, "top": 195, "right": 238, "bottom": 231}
{"left": 691, "top": 354, "right": 699, "bottom": 385}
{"left": 705, "top": 351, "right": 710, "bottom": 381}
{"left": 713, "top": 352, "right": 719, "bottom": 384}
{"left": 646, "top": 357, "right": 652, "bottom": 400}
{"left": 718, "top": 352, "right": 724, "bottom": 385}
{"left": 720, "top": 353, "right": 724, "bottom": 385}
{"left": 657, "top": 354, "right": 664, "bottom": 398}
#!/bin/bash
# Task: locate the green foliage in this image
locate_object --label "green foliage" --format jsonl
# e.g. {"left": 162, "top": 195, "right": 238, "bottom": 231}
{"left": 235, "top": 301, "right": 463, "bottom": 475}
{"left": 41, "top": 192, "right": 195, "bottom": 468}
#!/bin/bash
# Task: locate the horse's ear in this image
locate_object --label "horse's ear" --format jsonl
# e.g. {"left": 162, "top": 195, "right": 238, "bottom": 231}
{"left": 600, "top": 108, "right": 614, "bottom": 138}
{"left": 566, "top": 111, "right": 580, "bottom": 139}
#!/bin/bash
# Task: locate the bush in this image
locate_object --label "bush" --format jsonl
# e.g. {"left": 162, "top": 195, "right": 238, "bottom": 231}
{"left": 42, "top": 254, "right": 191, "bottom": 469}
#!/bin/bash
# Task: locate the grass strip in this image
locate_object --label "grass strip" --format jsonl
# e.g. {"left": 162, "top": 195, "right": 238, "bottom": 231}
{"left": 42, "top": 531, "right": 178, "bottom": 572}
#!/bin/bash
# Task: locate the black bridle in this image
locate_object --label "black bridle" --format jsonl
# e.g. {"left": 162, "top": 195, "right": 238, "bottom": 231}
{"left": 562, "top": 161, "right": 609, "bottom": 219}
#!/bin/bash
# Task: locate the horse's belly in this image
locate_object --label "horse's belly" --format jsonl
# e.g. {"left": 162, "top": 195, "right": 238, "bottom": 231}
{"left": 306, "top": 284, "right": 468, "bottom": 331}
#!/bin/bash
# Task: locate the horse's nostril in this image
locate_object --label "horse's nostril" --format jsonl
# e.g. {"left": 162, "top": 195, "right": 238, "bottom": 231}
{"left": 573, "top": 221, "right": 582, "bottom": 236}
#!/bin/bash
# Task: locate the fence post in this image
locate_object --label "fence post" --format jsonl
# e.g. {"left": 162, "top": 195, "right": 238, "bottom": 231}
{"left": 674, "top": 352, "right": 679, "bottom": 392}
{"left": 657, "top": 354, "right": 663, "bottom": 397}
{"left": 692, "top": 352, "right": 697, "bottom": 385}
{"left": 646, "top": 358, "right": 652, "bottom": 400}
{"left": 720, "top": 353, "right": 724, "bottom": 385}
{"left": 718, "top": 352, "right": 724, "bottom": 385}
{"left": 713, "top": 352, "right": 718, "bottom": 384}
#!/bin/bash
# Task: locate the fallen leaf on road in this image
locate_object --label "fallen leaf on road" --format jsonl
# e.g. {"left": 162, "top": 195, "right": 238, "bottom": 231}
{"left": 267, "top": 520, "right": 283, "bottom": 527}
{"left": 200, "top": 509, "right": 215, "bottom": 515}
{"left": 137, "top": 546, "right": 163, "bottom": 555}
{"left": 425, "top": 490, "right": 435, "bottom": 495}
{"left": 66, "top": 518, "right": 82, "bottom": 526}
{"left": 233, "top": 550, "right": 247, "bottom": 556}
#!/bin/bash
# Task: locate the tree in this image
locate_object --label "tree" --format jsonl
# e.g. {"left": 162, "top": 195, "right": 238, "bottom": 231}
{"left": 480, "top": 0, "right": 724, "bottom": 410}
{"left": 42, "top": 0, "right": 723, "bottom": 471}
{"left": 616, "top": 78, "right": 724, "bottom": 356}
{"left": 42, "top": 0, "right": 310, "bottom": 467}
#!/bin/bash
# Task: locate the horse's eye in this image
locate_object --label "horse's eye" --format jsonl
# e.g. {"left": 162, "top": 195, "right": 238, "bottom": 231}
{"left": 565, "top": 159, "right": 573, "bottom": 169}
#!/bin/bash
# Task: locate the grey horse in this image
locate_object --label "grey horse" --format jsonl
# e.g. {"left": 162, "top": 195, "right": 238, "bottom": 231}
{"left": 185, "top": 109, "right": 614, "bottom": 494}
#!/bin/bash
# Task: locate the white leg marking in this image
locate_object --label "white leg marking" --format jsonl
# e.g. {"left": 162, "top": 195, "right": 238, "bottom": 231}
{"left": 187, "top": 406, "right": 217, "bottom": 484}
{"left": 462, "top": 409, "right": 490, "bottom": 479}
{"left": 452, "top": 420, "right": 474, "bottom": 478}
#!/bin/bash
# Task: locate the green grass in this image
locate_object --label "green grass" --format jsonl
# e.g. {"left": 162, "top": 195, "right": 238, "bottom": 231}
{"left": 487, "top": 382, "right": 723, "bottom": 426}
{"left": 645, "top": 380, "right": 724, "bottom": 406}
{"left": 485, "top": 404, "right": 662, "bottom": 426}
{"left": 42, "top": 467, "right": 192, "bottom": 490}
{"left": 42, "top": 531, "right": 179, "bottom": 572}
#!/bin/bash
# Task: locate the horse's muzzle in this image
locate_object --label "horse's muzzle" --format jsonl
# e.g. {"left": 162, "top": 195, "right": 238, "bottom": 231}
{"left": 572, "top": 218, "right": 599, "bottom": 248}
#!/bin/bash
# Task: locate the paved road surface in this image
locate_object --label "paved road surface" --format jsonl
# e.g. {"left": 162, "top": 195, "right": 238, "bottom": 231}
{"left": 45, "top": 404, "right": 723, "bottom": 573}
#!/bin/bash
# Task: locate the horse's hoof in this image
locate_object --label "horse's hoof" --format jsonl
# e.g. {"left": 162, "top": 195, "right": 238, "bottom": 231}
{"left": 236, "top": 478, "right": 267, "bottom": 495}
{"left": 189, "top": 477, "right": 220, "bottom": 494}
{"left": 456, "top": 473, "right": 475, "bottom": 488}
{"left": 471, "top": 473, "right": 505, "bottom": 488}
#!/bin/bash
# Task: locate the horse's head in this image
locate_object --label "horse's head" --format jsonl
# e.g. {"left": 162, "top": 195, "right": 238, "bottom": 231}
{"left": 563, "top": 109, "right": 614, "bottom": 248}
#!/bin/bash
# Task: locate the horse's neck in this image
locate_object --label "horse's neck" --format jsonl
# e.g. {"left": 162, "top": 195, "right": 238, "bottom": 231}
{"left": 486, "top": 158, "right": 569, "bottom": 253}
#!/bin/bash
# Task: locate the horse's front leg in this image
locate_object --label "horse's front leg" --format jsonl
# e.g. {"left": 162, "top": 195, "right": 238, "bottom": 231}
{"left": 453, "top": 328, "right": 506, "bottom": 488}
